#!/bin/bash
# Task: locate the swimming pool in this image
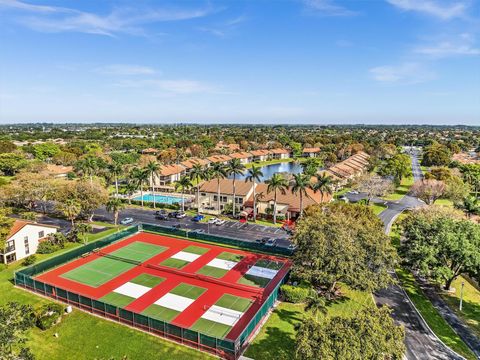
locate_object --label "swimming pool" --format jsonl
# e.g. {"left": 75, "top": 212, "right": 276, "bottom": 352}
{"left": 133, "top": 194, "right": 184, "bottom": 204}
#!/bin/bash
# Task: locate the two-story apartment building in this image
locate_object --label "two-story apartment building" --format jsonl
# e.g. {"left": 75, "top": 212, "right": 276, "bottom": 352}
{"left": 269, "top": 148, "right": 291, "bottom": 160}
{"left": 302, "top": 147, "right": 321, "bottom": 158}
{"left": 1, "top": 220, "right": 58, "bottom": 263}
{"left": 250, "top": 149, "right": 270, "bottom": 162}
{"left": 152, "top": 164, "right": 187, "bottom": 188}
{"left": 198, "top": 179, "right": 255, "bottom": 214}
{"left": 229, "top": 151, "right": 253, "bottom": 165}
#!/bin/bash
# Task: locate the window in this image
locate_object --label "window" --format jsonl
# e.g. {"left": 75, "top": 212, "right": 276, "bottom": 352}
{"left": 201, "top": 193, "right": 206, "bottom": 196}
{"left": 213, "top": 195, "right": 218, "bottom": 201}
{"left": 25, "top": 245, "right": 29, "bottom": 255}
{"left": 24, "top": 237, "right": 29, "bottom": 246}
{"left": 235, "top": 197, "right": 243, "bottom": 204}
{"left": 38, "top": 231, "right": 45, "bottom": 238}
{"left": 6, "top": 240, "right": 15, "bottom": 253}
{"left": 221, "top": 196, "right": 228, "bottom": 203}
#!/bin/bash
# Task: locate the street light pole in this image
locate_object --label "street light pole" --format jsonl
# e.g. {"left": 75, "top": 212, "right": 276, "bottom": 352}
{"left": 459, "top": 281, "right": 465, "bottom": 311}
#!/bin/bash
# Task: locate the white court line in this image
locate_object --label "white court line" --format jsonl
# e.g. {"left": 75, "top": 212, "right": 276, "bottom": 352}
{"left": 202, "top": 305, "right": 244, "bottom": 326}
{"left": 114, "top": 282, "right": 151, "bottom": 298}
{"left": 154, "top": 293, "right": 195, "bottom": 312}
{"left": 246, "top": 266, "right": 278, "bottom": 279}
{"left": 171, "top": 251, "right": 201, "bottom": 262}
{"left": 207, "top": 258, "right": 237, "bottom": 270}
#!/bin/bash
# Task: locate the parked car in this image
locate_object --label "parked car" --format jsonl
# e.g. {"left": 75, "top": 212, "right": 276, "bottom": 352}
{"left": 168, "top": 211, "right": 179, "bottom": 218}
{"left": 120, "top": 217, "right": 134, "bottom": 225}
{"left": 215, "top": 219, "right": 226, "bottom": 226}
{"left": 265, "top": 238, "right": 277, "bottom": 247}
{"left": 287, "top": 243, "right": 297, "bottom": 251}
{"left": 207, "top": 217, "right": 219, "bottom": 224}
{"left": 155, "top": 214, "right": 168, "bottom": 220}
{"left": 155, "top": 209, "right": 168, "bottom": 215}
{"left": 176, "top": 211, "right": 186, "bottom": 219}
{"left": 190, "top": 229, "right": 205, "bottom": 235}
{"left": 192, "top": 214, "right": 205, "bottom": 222}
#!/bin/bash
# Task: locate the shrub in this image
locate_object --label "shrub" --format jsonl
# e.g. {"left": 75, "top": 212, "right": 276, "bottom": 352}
{"left": 22, "top": 255, "right": 37, "bottom": 266}
{"left": 36, "top": 241, "right": 59, "bottom": 254}
{"left": 36, "top": 303, "right": 64, "bottom": 330}
{"left": 281, "top": 284, "right": 313, "bottom": 303}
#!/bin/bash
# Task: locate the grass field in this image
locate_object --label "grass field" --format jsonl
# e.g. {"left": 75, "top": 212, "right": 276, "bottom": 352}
{"left": 0, "top": 240, "right": 212, "bottom": 359}
{"left": 441, "top": 276, "right": 480, "bottom": 339}
{"left": 245, "top": 284, "right": 373, "bottom": 360}
{"left": 371, "top": 203, "right": 387, "bottom": 215}
{"left": 382, "top": 175, "right": 414, "bottom": 201}
{"left": 434, "top": 198, "right": 455, "bottom": 207}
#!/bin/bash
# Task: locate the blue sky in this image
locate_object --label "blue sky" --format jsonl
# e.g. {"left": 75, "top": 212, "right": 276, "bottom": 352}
{"left": 0, "top": 0, "right": 479, "bottom": 125}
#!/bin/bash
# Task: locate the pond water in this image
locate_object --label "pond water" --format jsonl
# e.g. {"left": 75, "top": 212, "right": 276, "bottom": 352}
{"left": 228, "top": 162, "right": 304, "bottom": 182}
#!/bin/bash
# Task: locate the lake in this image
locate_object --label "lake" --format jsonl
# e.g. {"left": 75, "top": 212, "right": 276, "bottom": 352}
{"left": 228, "top": 162, "right": 303, "bottom": 182}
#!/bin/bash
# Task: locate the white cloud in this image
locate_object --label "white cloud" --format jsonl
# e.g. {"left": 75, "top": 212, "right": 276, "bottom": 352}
{"left": 370, "top": 62, "right": 435, "bottom": 84}
{"left": 198, "top": 15, "right": 247, "bottom": 38}
{"left": 114, "top": 78, "right": 215, "bottom": 94}
{"left": 95, "top": 64, "right": 157, "bottom": 76}
{"left": 0, "top": 0, "right": 216, "bottom": 36}
{"left": 386, "top": 0, "right": 468, "bottom": 20}
{"left": 302, "top": 0, "right": 357, "bottom": 16}
{"left": 414, "top": 33, "right": 480, "bottom": 57}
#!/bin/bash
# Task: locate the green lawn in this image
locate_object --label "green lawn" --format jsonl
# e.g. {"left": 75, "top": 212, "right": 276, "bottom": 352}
{"left": 371, "top": 203, "right": 387, "bottom": 215}
{"left": 395, "top": 268, "right": 476, "bottom": 360}
{"left": 0, "top": 232, "right": 212, "bottom": 360}
{"left": 434, "top": 198, "right": 454, "bottom": 207}
{"left": 441, "top": 276, "right": 480, "bottom": 339}
{"left": 245, "top": 284, "right": 373, "bottom": 360}
{"left": 382, "top": 176, "right": 414, "bottom": 201}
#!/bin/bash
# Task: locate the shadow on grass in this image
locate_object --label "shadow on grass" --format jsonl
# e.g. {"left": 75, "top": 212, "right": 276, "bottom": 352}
{"left": 245, "top": 308, "right": 303, "bottom": 360}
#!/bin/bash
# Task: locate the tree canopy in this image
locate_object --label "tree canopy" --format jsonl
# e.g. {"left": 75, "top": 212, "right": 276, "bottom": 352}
{"left": 421, "top": 143, "right": 451, "bottom": 167}
{"left": 400, "top": 206, "right": 480, "bottom": 290}
{"left": 292, "top": 203, "right": 397, "bottom": 293}
{"left": 295, "top": 306, "right": 405, "bottom": 360}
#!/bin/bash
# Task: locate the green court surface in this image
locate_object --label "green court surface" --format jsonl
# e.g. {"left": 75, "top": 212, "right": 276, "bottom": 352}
{"left": 190, "top": 318, "right": 232, "bottom": 338}
{"left": 61, "top": 257, "right": 136, "bottom": 287}
{"left": 160, "top": 258, "right": 190, "bottom": 269}
{"left": 141, "top": 304, "right": 180, "bottom": 322}
{"left": 183, "top": 245, "right": 210, "bottom": 255}
{"left": 216, "top": 252, "right": 244, "bottom": 262}
{"left": 111, "top": 241, "right": 168, "bottom": 262}
{"left": 255, "top": 259, "right": 284, "bottom": 270}
{"left": 196, "top": 266, "right": 228, "bottom": 279}
{"left": 100, "top": 291, "right": 136, "bottom": 308}
{"left": 60, "top": 241, "right": 167, "bottom": 287}
{"left": 237, "top": 274, "right": 271, "bottom": 288}
{"left": 170, "top": 283, "right": 206, "bottom": 299}
{"left": 216, "top": 294, "right": 252, "bottom": 312}
{"left": 130, "top": 273, "right": 165, "bottom": 287}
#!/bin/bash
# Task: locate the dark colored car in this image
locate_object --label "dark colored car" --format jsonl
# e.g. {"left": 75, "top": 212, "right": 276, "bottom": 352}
{"left": 155, "top": 214, "right": 168, "bottom": 220}
{"left": 168, "top": 211, "right": 179, "bottom": 218}
{"left": 155, "top": 209, "right": 168, "bottom": 215}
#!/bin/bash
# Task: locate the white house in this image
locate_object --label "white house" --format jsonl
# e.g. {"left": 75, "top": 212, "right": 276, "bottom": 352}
{"left": 270, "top": 148, "right": 291, "bottom": 160}
{"left": 198, "top": 179, "right": 255, "bottom": 214}
{"left": 1, "top": 220, "right": 58, "bottom": 263}
{"left": 229, "top": 151, "right": 253, "bottom": 164}
{"left": 250, "top": 149, "right": 270, "bottom": 162}
{"left": 151, "top": 164, "right": 187, "bottom": 188}
{"left": 302, "top": 147, "right": 321, "bottom": 158}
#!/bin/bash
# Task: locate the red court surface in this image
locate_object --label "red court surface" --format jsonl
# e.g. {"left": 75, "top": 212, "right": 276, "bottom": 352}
{"left": 36, "top": 232, "right": 291, "bottom": 341}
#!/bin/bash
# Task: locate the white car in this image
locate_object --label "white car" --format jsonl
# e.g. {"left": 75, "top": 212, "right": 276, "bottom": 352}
{"left": 208, "top": 217, "right": 219, "bottom": 224}
{"left": 176, "top": 211, "right": 186, "bottom": 219}
{"left": 215, "top": 219, "right": 226, "bottom": 226}
{"left": 120, "top": 217, "right": 134, "bottom": 225}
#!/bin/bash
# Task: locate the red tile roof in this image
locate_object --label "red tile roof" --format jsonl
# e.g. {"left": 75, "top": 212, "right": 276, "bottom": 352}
{"left": 7, "top": 219, "right": 58, "bottom": 239}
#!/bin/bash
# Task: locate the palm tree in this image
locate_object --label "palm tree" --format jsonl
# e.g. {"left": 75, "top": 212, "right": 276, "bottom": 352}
{"left": 291, "top": 173, "right": 312, "bottom": 217}
{"left": 124, "top": 181, "right": 137, "bottom": 204}
{"left": 106, "top": 197, "right": 125, "bottom": 226}
{"left": 146, "top": 161, "right": 160, "bottom": 208}
{"left": 108, "top": 162, "right": 123, "bottom": 197}
{"left": 245, "top": 165, "right": 264, "bottom": 222}
{"left": 265, "top": 173, "right": 288, "bottom": 224}
{"left": 130, "top": 167, "right": 149, "bottom": 207}
{"left": 83, "top": 156, "right": 99, "bottom": 185}
{"left": 57, "top": 199, "right": 81, "bottom": 226}
{"left": 305, "top": 292, "right": 326, "bottom": 321}
{"left": 210, "top": 163, "right": 227, "bottom": 215}
{"left": 313, "top": 173, "right": 334, "bottom": 201}
{"left": 226, "top": 159, "right": 246, "bottom": 217}
{"left": 76, "top": 223, "right": 93, "bottom": 245}
{"left": 189, "top": 163, "right": 205, "bottom": 214}
{"left": 174, "top": 175, "right": 193, "bottom": 212}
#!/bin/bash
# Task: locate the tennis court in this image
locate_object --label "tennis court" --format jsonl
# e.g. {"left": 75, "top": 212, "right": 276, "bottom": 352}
{"left": 35, "top": 231, "right": 290, "bottom": 344}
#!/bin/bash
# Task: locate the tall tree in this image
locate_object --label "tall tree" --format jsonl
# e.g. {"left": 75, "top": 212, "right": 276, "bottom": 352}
{"left": 410, "top": 179, "right": 446, "bottom": 205}
{"left": 378, "top": 153, "right": 412, "bottom": 185}
{"left": 189, "top": 163, "right": 205, "bottom": 214}
{"left": 421, "top": 143, "right": 451, "bottom": 167}
{"left": 130, "top": 167, "right": 149, "bottom": 208}
{"left": 401, "top": 206, "right": 480, "bottom": 290}
{"left": 0, "top": 208, "right": 14, "bottom": 252}
{"left": 210, "top": 163, "right": 227, "bottom": 215}
{"left": 265, "top": 173, "right": 288, "bottom": 224}
{"left": 295, "top": 306, "right": 405, "bottom": 360}
{"left": 312, "top": 173, "right": 334, "bottom": 200}
{"left": 0, "top": 302, "right": 35, "bottom": 360}
{"left": 56, "top": 198, "right": 81, "bottom": 226}
{"left": 293, "top": 203, "right": 397, "bottom": 294}
{"left": 106, "top": 197, "right": 125, "bottom": 226}
{"left": 290, "top": 173, "right": 312, "bottom": 217}
{"left": 108, "top": 161, "right": 124, "bottom": 198}
{"left": 145, "top": 161, "right": 160, "bottom": 208}
{"left": 304, "top": 292, "right": 326, "bottom": 321}
{"left": 301, "top": 158, "right": 322, "bottom": 177}
{"left": 245, "top": 165, "right": 264, "bottom": 222}
{"left": 226, "top": 159, "right": 245, "bottom": 217}
{"left": 354, "top": 174, "right": 394, "bottom": 205}
{"left": 174, "top": 175, "right": 193, "bottom": 212}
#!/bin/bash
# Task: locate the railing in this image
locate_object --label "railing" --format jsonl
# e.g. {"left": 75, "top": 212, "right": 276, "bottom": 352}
{"left": 14, "top": 223, "right": 290, "bottom": 359}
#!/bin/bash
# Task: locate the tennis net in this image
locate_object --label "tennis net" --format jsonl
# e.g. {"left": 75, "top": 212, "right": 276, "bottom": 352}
{"left": 98, "top": 252, "right": 142, "bottom": 265}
